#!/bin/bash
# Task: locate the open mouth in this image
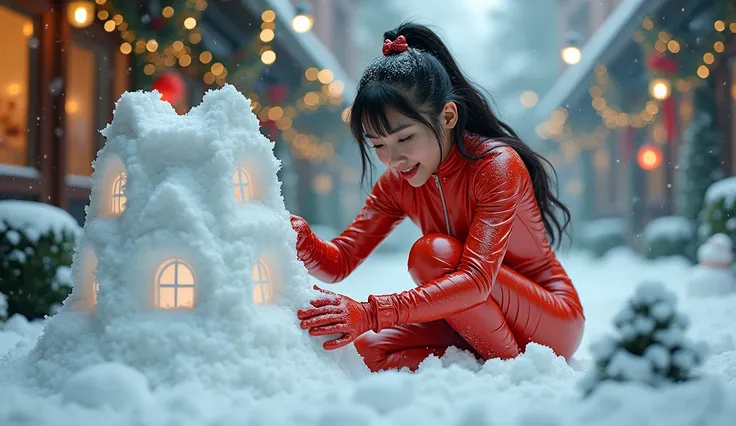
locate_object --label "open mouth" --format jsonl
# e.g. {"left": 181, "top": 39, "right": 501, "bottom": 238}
{"left": 400, "top": 164, "right": 419, "bottom": 179}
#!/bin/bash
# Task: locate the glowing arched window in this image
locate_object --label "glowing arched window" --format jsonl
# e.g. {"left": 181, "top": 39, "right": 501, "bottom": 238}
{"left": 233, "top": 167, "right": 252, "bottom": 203}
{"left": 111, "top": 173, "right": 127, "bottom": 214}
{"left": 155, "top": 258, "right": 195, "bottom": 309}
{"left": 93, "top": 279, "right": 99, "bottom": 305}
{"left": 252, "top": 260, "right": 272, "bottom": 304}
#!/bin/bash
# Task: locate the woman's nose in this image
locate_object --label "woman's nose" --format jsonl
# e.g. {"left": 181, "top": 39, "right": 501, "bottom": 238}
{"left": 388, "top": 147, "right": 406, "bottom": 168}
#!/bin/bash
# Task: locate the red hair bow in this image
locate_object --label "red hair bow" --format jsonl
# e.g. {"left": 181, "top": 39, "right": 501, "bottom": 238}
{"left": 382, "top": 35, "right": 408, "bottom": 55}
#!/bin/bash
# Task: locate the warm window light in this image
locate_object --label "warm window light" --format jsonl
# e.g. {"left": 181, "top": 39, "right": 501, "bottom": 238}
{"left": 637, "top": 145, "right": 662, "bottom": 171}
{"left": 112, "top": 173, "right": 127, "bottom": 214}
{"left": 233, "top": 167, "right": 252, "bottom": 203}
{"left": 649, "top": 78, "right": 671, "bottom": 100}
{"left": 67, "top": 1, "right": 95, "bottom": 28}
{"left": 252, "top": 260, "right": 273, "bottom": 304}
{"left": 155, "top": 258, "right": 196, "bottom": 309}
{"left": 22, "top": 22, "right": 34, "bottom": 37}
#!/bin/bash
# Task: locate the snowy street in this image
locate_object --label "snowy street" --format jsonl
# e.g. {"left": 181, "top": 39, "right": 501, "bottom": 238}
{"left": 2, "top": 247, "right": 735, "bottom": 426}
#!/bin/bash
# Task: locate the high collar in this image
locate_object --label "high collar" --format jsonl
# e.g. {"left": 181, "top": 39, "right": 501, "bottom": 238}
{"left": 434, "top": 132, "right": 478, "bottom": 177}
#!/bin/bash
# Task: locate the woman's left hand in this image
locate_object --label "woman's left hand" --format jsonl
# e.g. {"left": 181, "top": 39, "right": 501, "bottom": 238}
{"left": 297, "top": 286, "right": 377, "bottom": 350}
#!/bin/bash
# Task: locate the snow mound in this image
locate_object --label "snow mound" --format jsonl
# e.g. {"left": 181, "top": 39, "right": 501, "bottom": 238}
{"left": 642, "top": 216, "right": 693, "bottom": 241}
{"left": 0, "top": 200, "right": 82, "bottom": 242}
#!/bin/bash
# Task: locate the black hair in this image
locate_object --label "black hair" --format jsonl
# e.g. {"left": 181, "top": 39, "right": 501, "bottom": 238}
{"left": 349, "top": 21, "right": 572, "bottom": 249}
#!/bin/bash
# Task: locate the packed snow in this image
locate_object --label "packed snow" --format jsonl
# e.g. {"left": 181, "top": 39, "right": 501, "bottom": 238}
{"left": 642, "top": 216, "right": 693, "bottom": 242}
{"left": 2, "top": 248, "right": 736, "bottom": 425}
{"left": 1, "top": 86, "right": 736, "bottom": 425}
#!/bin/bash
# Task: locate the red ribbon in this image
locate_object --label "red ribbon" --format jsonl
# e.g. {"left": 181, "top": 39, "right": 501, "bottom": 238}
{"left": 382, "top": 35, "right": 408, "bottom": 56}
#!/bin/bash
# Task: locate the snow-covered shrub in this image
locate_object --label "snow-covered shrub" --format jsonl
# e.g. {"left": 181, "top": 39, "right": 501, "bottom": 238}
{"left": 699, "top": 176, "right": 736, "bottom": 253}
{"left": 642, "top": 216, "right": 694, "bottom": 261}
{"left": 580, "top": 281, "right": 707, "bottom": 396}
{"left": 580, "top": 217, "right": 627, "bottom": 258}
{"left": 0, "top": 201, "right": 81, "bottom": 320}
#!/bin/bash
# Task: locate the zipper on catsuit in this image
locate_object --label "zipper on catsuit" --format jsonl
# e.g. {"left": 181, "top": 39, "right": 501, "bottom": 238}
{"left": 433, "top": 174, "right": 452, "bottom": 236}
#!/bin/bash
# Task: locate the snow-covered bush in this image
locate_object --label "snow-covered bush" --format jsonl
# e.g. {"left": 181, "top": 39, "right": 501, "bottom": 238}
{"left": 642, "top": 216, "right": 694, "bottom": 261}
{"left": 0, "top": 201, "right": 81, "bottom": 320}
{"left": 580, "top": 217, "right": 627, "bottom": 258}
{"left": 580, "top": 281, "right": 707, "bottom": 396}
{"left": 699, "top": 176, "right": 736, "bottom": 253}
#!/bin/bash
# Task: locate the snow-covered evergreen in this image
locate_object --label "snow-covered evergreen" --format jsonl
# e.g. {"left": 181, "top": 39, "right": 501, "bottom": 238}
{"left": 580, "top": 281, "right": 707, "bottom": 395}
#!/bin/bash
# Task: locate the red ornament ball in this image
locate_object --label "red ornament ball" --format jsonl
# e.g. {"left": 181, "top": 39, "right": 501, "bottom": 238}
{"left": 152, "top": 72, "right": 186, "bottom": 105}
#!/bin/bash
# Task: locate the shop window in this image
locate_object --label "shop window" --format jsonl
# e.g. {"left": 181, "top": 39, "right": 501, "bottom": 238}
{"left": 0, "top": 5, "right": 34, "bottom": 167}
{"left": 65, "top": 41, "right": 97, "bottom": 176}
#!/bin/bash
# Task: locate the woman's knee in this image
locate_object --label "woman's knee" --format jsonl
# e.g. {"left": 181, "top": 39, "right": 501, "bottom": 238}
{"left": 408, "top": 234, "right": 463, "bottom": 285}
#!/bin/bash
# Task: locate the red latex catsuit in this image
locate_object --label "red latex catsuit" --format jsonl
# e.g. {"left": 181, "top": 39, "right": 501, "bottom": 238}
{"left": 294, "top": 133, "right": 585, "bottom": 372}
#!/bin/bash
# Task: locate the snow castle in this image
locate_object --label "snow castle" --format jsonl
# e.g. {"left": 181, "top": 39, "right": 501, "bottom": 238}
{"left": 0, "top": 85, "right": 365, "bottom": 398}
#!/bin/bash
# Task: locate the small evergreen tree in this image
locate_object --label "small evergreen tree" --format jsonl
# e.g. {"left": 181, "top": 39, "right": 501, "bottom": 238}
{"left": 580, "top": 281, "right": 707, "bottom": 396}
{"left": 676, "top": 82, "right": 723, "bottom": 225}
{"left": 0, "top": 220, "right": 77, "bottom": 320}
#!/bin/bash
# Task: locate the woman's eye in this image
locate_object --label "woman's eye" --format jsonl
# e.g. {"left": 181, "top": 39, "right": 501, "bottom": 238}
{"left": 398, "top": 135, "right": 413, "bottom": 143}
{"left": 372, "top": 144, "right": 384, "bottom": 149}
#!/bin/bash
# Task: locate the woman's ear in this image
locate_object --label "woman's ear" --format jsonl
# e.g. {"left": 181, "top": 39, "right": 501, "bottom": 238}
{"left": 442, "top": 101, "right": 459, "bottom": 129}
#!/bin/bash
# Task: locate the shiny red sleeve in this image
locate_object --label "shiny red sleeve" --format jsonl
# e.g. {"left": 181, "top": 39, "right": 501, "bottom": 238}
{"left": 299, "top": 171, "right": 406, "bottom": 284}
{"left": 369, "top": 146, "right": 523, "bottom": 329}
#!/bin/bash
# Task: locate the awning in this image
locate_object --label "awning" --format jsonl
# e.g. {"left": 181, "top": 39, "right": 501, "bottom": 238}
{"left": 533, "top": 0, "right": 670, "bottom": 122}
{"left": 239, "top": 0, "right": 357, "bottom": 103}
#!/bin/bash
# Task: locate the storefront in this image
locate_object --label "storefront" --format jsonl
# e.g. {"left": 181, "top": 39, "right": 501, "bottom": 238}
{"left": 1, "top": 0, "right": 358, "bottom": 228}
{"left": 0, "top": 0, "right": 129, "bottom": 221}
{"left": 534, "top": 0, "right": 735, "bottom": 233}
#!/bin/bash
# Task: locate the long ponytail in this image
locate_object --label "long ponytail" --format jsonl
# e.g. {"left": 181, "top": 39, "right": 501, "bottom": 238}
{"left": 351, "top": 21, "right": 572, "bottom": 249}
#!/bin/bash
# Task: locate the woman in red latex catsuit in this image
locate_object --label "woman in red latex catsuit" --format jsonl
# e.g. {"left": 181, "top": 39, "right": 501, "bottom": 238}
{"left": 291, "top": 22, "right": 585, "bottom": 372}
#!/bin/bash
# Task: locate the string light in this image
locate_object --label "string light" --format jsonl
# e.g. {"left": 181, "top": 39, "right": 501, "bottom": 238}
{"left": 92, "top": 1, "right": 343, "bottom": 165}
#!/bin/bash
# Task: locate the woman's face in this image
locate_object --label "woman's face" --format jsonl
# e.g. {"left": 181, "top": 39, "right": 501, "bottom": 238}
{"left": 364, "top": 103, "right": 457, "bottom": 187}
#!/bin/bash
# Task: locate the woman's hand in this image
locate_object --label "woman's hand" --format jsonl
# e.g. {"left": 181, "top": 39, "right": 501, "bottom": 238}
{"left": 297, "top": 286, "right": 377, "bottom": 350}
{"left": 290, "top": 214, "right": 316, "bottom": 258}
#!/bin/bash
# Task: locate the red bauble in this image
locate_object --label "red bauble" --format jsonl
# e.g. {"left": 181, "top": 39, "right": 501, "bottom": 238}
{"left": 266, "top": 84, "right": 288, "bottom": 104}
{"left": 646, "top": 54, "right": 678, "bottom": 75}
{"left": 152, "top": 72, "right": 186, "bottom": 105}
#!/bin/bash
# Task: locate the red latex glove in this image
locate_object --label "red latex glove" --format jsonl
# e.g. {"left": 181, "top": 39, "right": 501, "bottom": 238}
{"left": 290, "top": 214, "right": 316, "bottom": 260}
{"left": 297, "top": 286, "right": 377, "bottom": 350}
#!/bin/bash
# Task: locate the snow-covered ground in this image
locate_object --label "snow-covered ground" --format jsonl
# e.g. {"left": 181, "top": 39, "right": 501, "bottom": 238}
{"left": 2, "top": 247, "right": 735, "bottom": 426}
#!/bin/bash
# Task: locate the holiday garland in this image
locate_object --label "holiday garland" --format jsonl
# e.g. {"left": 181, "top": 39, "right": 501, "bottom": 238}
{"left": 588, "top": 1, "right": 735, "bottom": 132}
{"left": 91, "top": 0, "right": 350, "bottom": 165}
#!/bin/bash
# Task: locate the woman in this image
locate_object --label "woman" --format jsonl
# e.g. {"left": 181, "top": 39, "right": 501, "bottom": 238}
{"left": 291, "top": 22, "right": 585, "bottom": 372}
